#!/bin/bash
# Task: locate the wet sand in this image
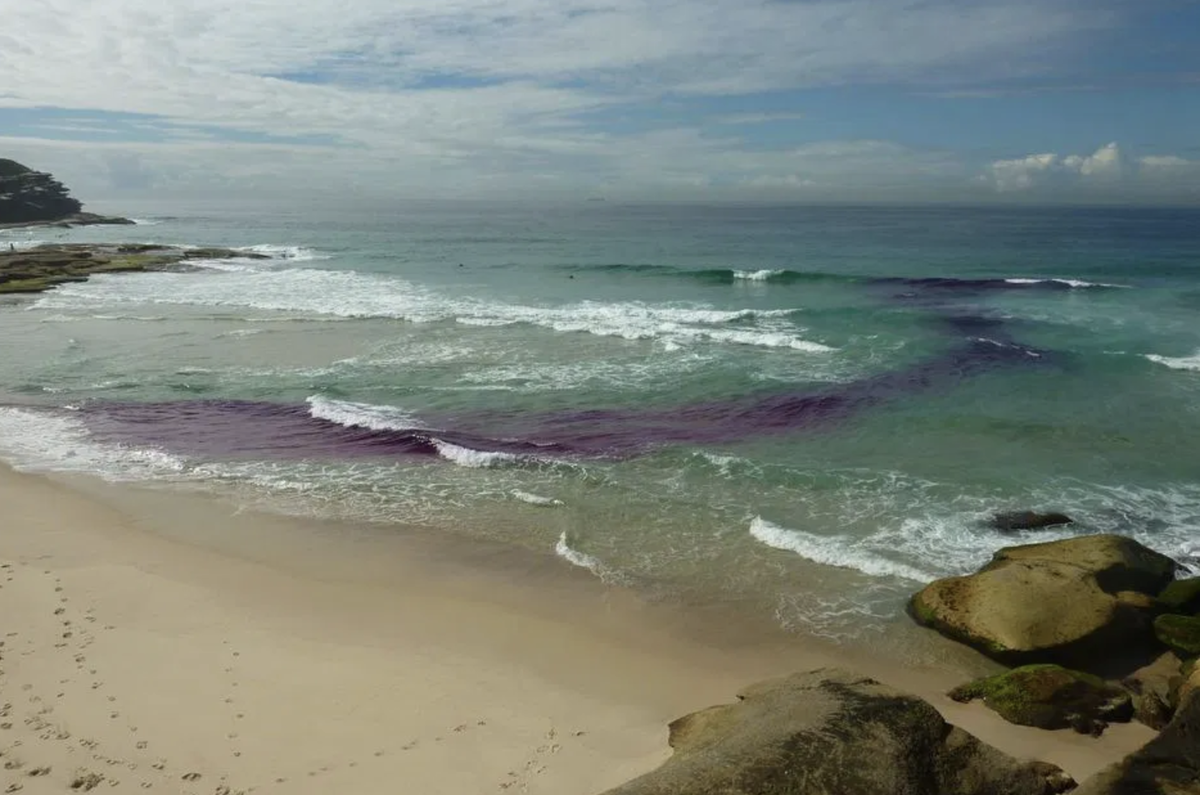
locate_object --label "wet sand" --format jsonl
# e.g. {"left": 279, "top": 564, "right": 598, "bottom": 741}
{"left": 0, "top": 464, "right": 1152, "bottom": 794}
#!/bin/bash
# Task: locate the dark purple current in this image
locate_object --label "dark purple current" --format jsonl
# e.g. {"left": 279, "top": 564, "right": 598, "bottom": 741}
{"left": 73, "top": 276, "right": 1066, "bottom": 463}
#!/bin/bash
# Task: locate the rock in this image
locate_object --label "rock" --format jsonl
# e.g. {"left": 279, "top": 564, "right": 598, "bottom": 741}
{"left": 948, "top": 664, "right": 1133, "bottom": 736}
{"left": 0, "top": 244, "right": 262, "bottom": 294}
{"left": 601, "top": 668, "right": 1075, "bottom": 795}
{"left": 1160, "top": 577, "right": 1200, "bottom": 614}
{"left": 991, "top": 535, "right": 1177, "bottom": 595}
{"left": 1123, "top": 652, "right": 1184, "bottom": 730}
{"left": 1177, "top": 660, "right": 1199, "bottom": 709}
{"left": 0, "top": 159, "right": 131, "bottom": 227}
{"left": 1155, "top": 614, "right": 1200, "bottom": 660}
{"left": 1075, "top": 663, "right": 1200, "bottom": 795}
{"left": 910, "top": 535, "right": 1177, "bottom": 666}
{"left": 990, "top": 511, "right": 1074, "bottom": 532}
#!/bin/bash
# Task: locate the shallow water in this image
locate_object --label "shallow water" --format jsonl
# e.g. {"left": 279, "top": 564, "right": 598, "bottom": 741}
{"left": 2, "top": 201, "right": 1199, "bottom": 654}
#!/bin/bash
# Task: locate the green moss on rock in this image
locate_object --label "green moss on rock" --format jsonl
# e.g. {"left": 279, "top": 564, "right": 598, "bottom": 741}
{"left": 1154, "top": 614, "right": 1200, "bottom": 659}
{"left": 948, "top": 664, "right": 1133, "bottom": 735}
{"left": 1159, "top": 577, "right": 1200, "bottom": 615}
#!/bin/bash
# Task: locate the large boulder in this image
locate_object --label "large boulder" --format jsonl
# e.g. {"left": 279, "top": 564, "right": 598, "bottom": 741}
{"left": 948, "top": 664, "right": 1132, "bottom": 736}
{"left": 601, "top": 668, "right": 1074, "bottom": 795}
{"left": 910, "top": 535, "right": 1177, "bottom": 666}
{"left": 1075, "top": 665, "right": 1200, "bottom": 794}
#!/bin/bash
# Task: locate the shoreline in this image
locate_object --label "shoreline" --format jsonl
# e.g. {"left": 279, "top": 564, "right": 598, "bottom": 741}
{"left": 0, "top": 464, "right": 1154, "bottom": 793}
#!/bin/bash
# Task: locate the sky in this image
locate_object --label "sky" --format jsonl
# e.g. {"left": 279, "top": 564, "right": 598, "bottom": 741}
{"left": 0, "top": 0, "right": 1197, "bottom": 204}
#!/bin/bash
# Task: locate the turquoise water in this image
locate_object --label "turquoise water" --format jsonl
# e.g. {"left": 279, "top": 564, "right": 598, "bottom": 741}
{"left": 2, "top": 202, "right": 1198, "bottom": 649}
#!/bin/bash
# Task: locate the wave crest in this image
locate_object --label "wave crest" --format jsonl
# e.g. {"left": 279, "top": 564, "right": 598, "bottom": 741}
{"left": 748, "top": 516, "right": 932, "bottom": 582}
{"left": 306, "top": 395, "right": 422, "bottom": 431}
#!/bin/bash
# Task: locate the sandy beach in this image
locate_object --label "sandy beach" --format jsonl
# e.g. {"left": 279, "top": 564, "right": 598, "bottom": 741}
{"left": 0, "top": 464, "right": 1153, "bottom": 794}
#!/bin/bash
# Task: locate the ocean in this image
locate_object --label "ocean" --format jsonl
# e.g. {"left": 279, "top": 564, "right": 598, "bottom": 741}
{"left": 2, "top": 201, "right": 1198, "bottom": 654}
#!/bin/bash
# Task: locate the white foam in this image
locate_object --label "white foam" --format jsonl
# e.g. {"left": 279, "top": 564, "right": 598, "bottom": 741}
{"left": 698, "top": 329, "right": 833, "bottom": 352}
{"left": 1004, "top": 278, "right": 1128, "bottom": 289}
{"left": 238, "top": 244, "right": 328, "bottom": 261}
{"left": 32, "top": 267, "right": 829, "bottom": 353}
{"left": 1146, "top": 352, "right": 1200, "bottom": 372}
{"left": 0, "top": 407, "right": 189, "bottom": 481}
{"left": 128, "top": 218, "right": 161, "bottom": 226}
{"left": 695, "top": 451, "right": 757, "bottom": 478}
{"left": 555, "top": 532, "right": 604, "bottom": 574}
{"left": 975, "top": 337, "right": 1041, "bottom": 358}
{"left": 512, "top": 490, "right": 563, "bottom": 507}
{"left": 733, "top": 269, "right": 784, "bottom": 281}
{"left": 306, "top": 395, "right": 421, "bottom": 431}
{"left": 432, "top": 439, "right": 522, "bottom": 468}
{"left": 3, "top": 239, "right": 48, "bottom": 250}
{"left": 749, "top": 516, "right": 933, "bottom": 582}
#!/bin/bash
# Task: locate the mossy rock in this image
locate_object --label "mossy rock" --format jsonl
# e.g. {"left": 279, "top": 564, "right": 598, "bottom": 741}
{"left": 602, "top": 668, "right": 1075, "bottom": 795}
{"left": 1154, "top": 614, "right": 1200, "bottom": 659}
{"left": 949, "top": 664, "right": 1133, "bottom": 735}
{"left": 1158, "top": 577, "right": 1200, "bottom": 614}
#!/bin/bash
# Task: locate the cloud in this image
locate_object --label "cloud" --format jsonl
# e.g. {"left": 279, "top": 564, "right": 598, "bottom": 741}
{"left": 984, "top": 142, "right": 1124, "bottom": 192}
{"left": 714, "top": 113, "right": 807, "bottom": 126}
{"left": 981, "top": 143, "right": 1198, "bottom": 200}
{"left": 0, "top": 0, "right": 1192, "bottom": 200}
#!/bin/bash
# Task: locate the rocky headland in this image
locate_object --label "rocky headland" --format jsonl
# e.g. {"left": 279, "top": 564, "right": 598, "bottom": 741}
{"left": 0, "top": 243, "right": 266, "bottom": 294}
{"left": 0, "top": 158, "right": 134, "bottom": 228}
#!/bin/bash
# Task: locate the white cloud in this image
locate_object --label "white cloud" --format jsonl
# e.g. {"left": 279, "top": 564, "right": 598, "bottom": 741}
{"left": 980, "top": 143, "right": 1198, "bottom": 201}
{"left": 0, "top": 0, "right": 1127, "bottom": 198}
{"left": 0, "top": 0, "right": 1192, "bottom": 202}
{"left": 986, "top": 152, "right": 1061, "bottom": 192}
{"left": 984, "top": 142, "right": 1123, "bottom": 192}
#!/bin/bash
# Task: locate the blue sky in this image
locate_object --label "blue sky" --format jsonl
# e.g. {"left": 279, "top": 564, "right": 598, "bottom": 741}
{"left": 0, "top": 0, "right": 1197, "bottom": 202}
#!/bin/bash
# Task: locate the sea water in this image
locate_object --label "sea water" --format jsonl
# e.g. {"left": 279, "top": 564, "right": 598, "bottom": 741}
{"left": 2, "top": 201, "right": 1198, "bottom": 651}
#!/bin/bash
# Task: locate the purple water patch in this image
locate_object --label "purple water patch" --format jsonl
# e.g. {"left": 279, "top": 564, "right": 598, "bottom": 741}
{"left": 81, "top": 400, "right": 578, "bottom": 462}
{"left": 69, "top": 271, "right": 1065, "bottom": 464}
{"left": 75, "top": 336, "right": 1051, "bottom": 463}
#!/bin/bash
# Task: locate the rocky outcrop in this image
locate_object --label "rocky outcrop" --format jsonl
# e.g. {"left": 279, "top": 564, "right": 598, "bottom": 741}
{"left": 0, "top": 158, "right": 131, "bottom": 227}
{"left": 601, "top": 668, "right": 1074, "bottom": 795}
{"left": 0, "top": 243, "right": 267, "bottom": 294}
{"left": 1154, "top": 614, "right": 1200, "bottom": 660}
{"left": 1159, "top": 577, "right": 1200, "bottom": 614}
{"left": 949, "top": 664, "right": 1133, "bottom": 736}
{"left": 990, "top": 512, "right": 1073, "bottom": 532}
{"left": 1123, "top": 652, "right": 1184, "bottom": 730}
{"left": 910, "top": 535, "right": 1177, "bottom": 666}
{"left": 1075, "top": 665, "right": 1200, "bottom": 794}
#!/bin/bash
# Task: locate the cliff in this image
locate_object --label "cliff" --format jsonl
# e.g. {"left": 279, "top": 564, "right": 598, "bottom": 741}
{"left": 0, "top": 158, "right": 132, "bottom": 228}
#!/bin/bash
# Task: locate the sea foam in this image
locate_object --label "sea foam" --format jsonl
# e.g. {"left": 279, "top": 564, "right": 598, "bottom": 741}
{"left": 432, "top": 439, "right": 523, "bottom": 468}
{"left": 1146, "top": 352, "right": 1200, "bottom": 372}
{"left": 306, "top": 394, "right": 421, "bottom": 431}
{"left": 733, "top": 269, "right": 786, "bottom": 281}
{"left": 1004, "top": 278, "right": 1128, "bottom": 289}
{"left": 0, "top": 407, "right": 188, "bottom": 481}
{"left": 555, "top": 532, "right": 605, "bottom": 575}
{"left": 513, "top": 490, "right": 564, "bottom": 506}
{"left": 749, "top": 516, "right": 933, "bottom": 582}
{"left": 32, "top": 265, "right": 831, "bottom": 353}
